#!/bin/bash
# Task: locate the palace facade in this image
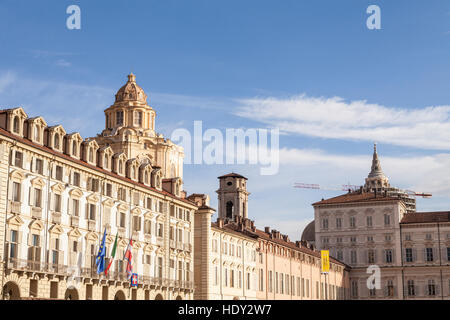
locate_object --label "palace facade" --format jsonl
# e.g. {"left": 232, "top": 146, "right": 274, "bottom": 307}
{"left": 193, "top": 173, "right": 350, "bottom": 300}
{"left": 0, "top": 74, "right": 195, "bottom": 300}
{"left": 309, "top": 145, "right": 450, "bottom": 300}
{"left": 0, "top": 74, "right": 349, "bottom": 300}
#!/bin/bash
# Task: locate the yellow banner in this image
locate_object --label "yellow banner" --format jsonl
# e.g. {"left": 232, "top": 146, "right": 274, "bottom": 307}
{"left": 321, "top": 250, "right": 330, "bottom": 273}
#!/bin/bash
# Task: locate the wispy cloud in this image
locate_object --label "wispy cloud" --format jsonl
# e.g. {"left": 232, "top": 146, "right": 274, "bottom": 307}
{"left": 235, "top": 95, "right": 450, "bottom": 150}
{"left": 278, "top": 147, "right": 450, "bottom": 195}
{"left": 0, "top": 71, "right": 16, "bottom": 93}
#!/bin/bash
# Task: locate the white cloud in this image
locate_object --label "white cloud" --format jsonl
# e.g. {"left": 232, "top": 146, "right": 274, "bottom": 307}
{"left": 278, "top": 147, "right": 450, "bottom": 196}
{"left": 235, "top": 95, "right": 450, "bottom": 150}
{"left": 0, "top": 71, "right": 16, "bottom": 93}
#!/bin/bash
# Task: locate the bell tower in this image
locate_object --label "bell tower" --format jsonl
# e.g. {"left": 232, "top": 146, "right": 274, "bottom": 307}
{"left": 216, "top": 173, "right": 250, "bottom": 221}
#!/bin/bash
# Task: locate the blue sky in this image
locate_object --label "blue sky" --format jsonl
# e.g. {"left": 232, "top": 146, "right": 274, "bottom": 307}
{"left": 1, "top": 0, "right": 450, "bottom": 239}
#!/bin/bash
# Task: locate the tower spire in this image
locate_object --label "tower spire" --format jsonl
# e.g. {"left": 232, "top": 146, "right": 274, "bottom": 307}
{"left": 368, "top": 143, "right": 384, "bottom": 178}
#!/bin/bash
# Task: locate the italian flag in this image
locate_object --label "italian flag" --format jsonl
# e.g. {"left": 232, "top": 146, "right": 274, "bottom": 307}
{"left": 104, "top": 233, "right": 118, "bottom": 275}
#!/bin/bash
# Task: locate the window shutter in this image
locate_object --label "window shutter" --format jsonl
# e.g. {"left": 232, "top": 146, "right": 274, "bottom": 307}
{"left": 28, "top": 246, "right": 34, "bottom": 261}
{"left": 85, "top": 203, "right": 89, "bottom": 220}
{"left": 59, "top": 251, "right": 64, "bottom": 266}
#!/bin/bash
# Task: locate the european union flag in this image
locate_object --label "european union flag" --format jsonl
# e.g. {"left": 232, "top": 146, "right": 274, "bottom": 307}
{"left": 96, "top": 228, "right": 107, "bottom": 274}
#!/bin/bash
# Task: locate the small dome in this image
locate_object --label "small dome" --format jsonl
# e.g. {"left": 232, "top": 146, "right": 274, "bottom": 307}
{"left": 301, "top": 220, "right": 315, "bottom": 242}
{"left": 115, "top": 73, "right": 148, "bottom": 103}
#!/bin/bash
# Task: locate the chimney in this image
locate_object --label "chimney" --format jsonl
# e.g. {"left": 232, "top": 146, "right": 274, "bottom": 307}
{"left": 265, "top": 227, "right": 271, "bottom": 234}
{"left": 295, "top": 241, "right": 301, "bottom": 248}
{"left": 217, "top": 218, "right": 224, "bottom": 228}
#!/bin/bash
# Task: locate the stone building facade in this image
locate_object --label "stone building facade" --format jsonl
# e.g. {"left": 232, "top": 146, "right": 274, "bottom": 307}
{"left": 0, "top": 75, "right": 196, "bottom": 300}
{"left": 193, "top": 173, "right": 350, "bottom": 300}
{"left": 311, "top": 145, "right": 450, "bottom": 300}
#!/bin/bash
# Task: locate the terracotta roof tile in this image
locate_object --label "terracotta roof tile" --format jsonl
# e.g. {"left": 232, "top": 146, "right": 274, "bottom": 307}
{"left": 401, "top": 211, "right": 450, "bottom": 224}
{"left": 313, "top": 192, "right": 401, "bottom": 206}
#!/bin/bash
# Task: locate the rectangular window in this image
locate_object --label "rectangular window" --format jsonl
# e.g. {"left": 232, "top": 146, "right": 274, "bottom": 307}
{"left": 384, "top": 214, "right": 391, "bottom": 226}
{"left": 157, "top": 223, "right": 163, "bottom": 237}
{"left": 350, "top": 216, "right": 356, "bottom": 228}
{"left": 55, "top": 166, "right": 63, "bottom": 181}
{"left": 405, "top": 248, "right": 413, "bottom": 263}
{"left": 14, "top": 151, "right": 23, "bottom": 168}
{"left": 12, "top": 182, "right": 21, "bottom": 202}
{"left": 35, "top": 158, "right": 43, "bottom": 175}
{"left": 426, "top": 248, "right": 434, "bottom": 262}
{"left": 54, "top": 194, "right": 61, "bottom": 213}
{"left": 367, "top": 216, "right": 373, "bottom": 227}
{"left": 116, "top": 111, "right": 124, "bottom": 126}
{"left": 336, "top": 217, "right": 342, "bottom": 229}
{"left": 120, "top": 212, "right": 126, "bottom": 228}
{"left": 89, "top": 204, "right": 96, "bottom": 220}
{"left": 427, "top": 280, "right": 436, "bottom": 296}
{"left": 385, "top": 249, "right": 393, "bottom": 263}
{"left": 73, "top": 172, "right": 80, "bottom": 187}
{"left": 407, "top": 280, "right": 415, "bottom": 296}
{"left": 33, "top": 188, "right": 42, "bottom": 208}
{"left": 368, "top": 250, "right": 375, "bottom": 263}
{"left": 268, "top": 271, "right": 273, "bottom": 293}
{"left": 322, "top": 218, "right": 328, "bottom": 230}
{"left": 146, "top": 197, "right": 152, "bottom": 210}
{"left": 9, "top": 230, "right": 18, "bottom": 258}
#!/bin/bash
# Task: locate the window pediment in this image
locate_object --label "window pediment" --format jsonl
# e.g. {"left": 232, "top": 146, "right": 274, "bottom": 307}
{"left": 10, "top": 170, "right": 26, "bottom": 182}
{"left": 131, "top": 207, "right": 142, "bottom": 216}
{"left": 102, "top": 198, "right": 114, "bottom": 207}
{"left": 85, "top": 231, "right": 99, "bottom": 241}
{"left": 28, "top": 219, "right": 44, "bottom": 231}
{"left": 51, "top": 183, "right": 65, "bottom": 194}
{"left": 49, "top": 224, "right": 64, "bottom": 235}
{"left": 68, "top": 227, "right": 82, "bottom": 238}
{"left": 8, "top": 215, "right": 24, "bottom": 227}
{"left": 69, "top": 188, "right": 83, "bottom": 199}
{"left": 31, "top": 177, "right": 46, "bottom": 188}
{"left": 86, "top": 193, "right": 100, "bottom": 203}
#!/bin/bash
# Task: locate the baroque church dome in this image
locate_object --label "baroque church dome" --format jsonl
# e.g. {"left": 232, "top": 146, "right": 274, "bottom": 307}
{"left": 115, "top": 73, "right": 148, "bottom": 104}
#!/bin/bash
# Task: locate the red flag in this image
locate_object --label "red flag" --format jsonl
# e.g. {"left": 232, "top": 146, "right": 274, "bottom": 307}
{"left": 124, "top": 239, "right": 133, "bottom": 280}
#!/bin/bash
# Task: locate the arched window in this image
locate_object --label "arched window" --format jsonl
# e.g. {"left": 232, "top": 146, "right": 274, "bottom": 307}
{"left": 119, "top": 160, "right": 123, "bottom": 174}
{"left": 144, "top": 171, "right": 149, "bottom": 184}
{"left": 89, "top": 147, "right": 93, "bottom": 162}
{"left": 72, "top": 141, "right": 77, "bottom": 156}
{"left": 13, "top": 117, "right": 19, "bottom": 133}
{"left": 104, "top": 154, "right": 109, "bottom": 169}
{"left": 226, "top": 201, "right": 234, "bottom": 219}
{"left": 54, "top": 134, "right": 60, "bottom": 149}
{"left": 131, "top": 166, "right": 136, "bottom": 179}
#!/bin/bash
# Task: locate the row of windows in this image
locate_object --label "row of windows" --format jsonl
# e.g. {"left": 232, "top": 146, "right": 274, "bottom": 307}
{"left": 321, "top": 214, "right": 392, "bottom": 230}
{"left": 352, "top": 279, "right": 449, "bottom": 298}
{"left": 211, "top": 239, "right": 257, "bottom": 261}
{"left": 213, "top": 266, "right": 254, "bottom": 290}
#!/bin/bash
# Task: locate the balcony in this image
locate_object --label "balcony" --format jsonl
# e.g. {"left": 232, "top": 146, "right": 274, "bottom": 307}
{"left": 71, "top": 216, "right": 79, "bottom": 227}
{"left": 183, "top": 243, "right": 192, "bottom": 252}
{"left": 51, "top": 212, "right": 61, "bottom": 224}
{"left": 156, "top": 237, "right": 164, "bottom": 247}
{"left": 176, "top": 242, "right": 183, "bottom": 250}
{"left": 144, "top": 234, "right": 152, "bottom": 243}
{"left": 132, "top": 231, "right": 140, "bottom": 240}
{"left": 6, "top": 257, "right": 68, "bottom": 275}
{"left": 87, "top": 220, "right": 96, "bottom": 231}
{"left": 170, "top": 240, "right": 176, "bottom": 248}
{"left": 10, "top": 201, "right": 21, "bottom": 214}
{"left": 31, "top": 207, "right": 42, "bottom": 219}
{"left": 117, "top": 227, "right": 126, "bottom": 238}
{"left": 81, "top": 267, "right": 100, "bottom": 279}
